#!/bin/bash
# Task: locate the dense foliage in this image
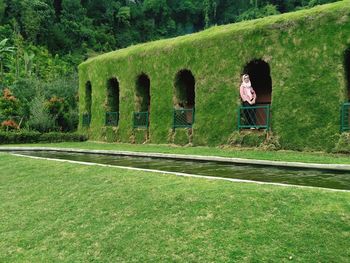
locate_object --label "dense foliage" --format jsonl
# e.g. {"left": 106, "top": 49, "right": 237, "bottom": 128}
{"left": 0, "top": 0, "right": 339, "bottom": 135}
{"left": 0, "top": 0, "right": 339, "bottom": 57}
{"left": 0, "top": 130, "right": 87, "bottom": 144}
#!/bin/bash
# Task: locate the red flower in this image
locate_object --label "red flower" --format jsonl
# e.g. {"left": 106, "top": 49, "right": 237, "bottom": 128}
{"left": 1, "top": 120, "right": 19, "bottom": 130}
{"left": 2, "top": 88, "right": 17, "bottom": 102}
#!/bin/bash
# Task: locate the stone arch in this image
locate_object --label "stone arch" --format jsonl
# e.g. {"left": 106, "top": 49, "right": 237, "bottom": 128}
{"left": 85, "top": 81, "right": 92, "bottom": 114}
{"left": 174, "top": 69, "right": 196, "bottom": 109}
{"left": 107, "top": 78, "right": 120, "bottom": 112}
{"left": 345, "top": 48, "right": 350, "bottom": 101}
{"left": 243, "top": 59, "right": 272, "bottom": 104}
{"left": 135, "top": 73, "right": 151, "bottom": 112}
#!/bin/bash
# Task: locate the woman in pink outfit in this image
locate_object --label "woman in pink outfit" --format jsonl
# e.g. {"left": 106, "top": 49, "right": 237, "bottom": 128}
{"left": 240, "top": 74, "right": 257, "bottom": 127}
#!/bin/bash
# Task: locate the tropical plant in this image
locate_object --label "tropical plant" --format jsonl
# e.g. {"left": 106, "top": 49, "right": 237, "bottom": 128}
{"left": 0, "top": 38, "right": 15, "bottom": 80}
{"left": 0, "top": 88, "right": 20, "bottom": 118}
{"left": 23, "top": 51, "right": 35, "bottom": 76}
{"left": 27, "top": 96, "right": 56, "bottom": 132}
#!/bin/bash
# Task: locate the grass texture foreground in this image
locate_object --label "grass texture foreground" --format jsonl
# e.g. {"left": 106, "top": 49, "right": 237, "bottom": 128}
{"left": 0, "top": 153, "right": 349, "bottom": 262}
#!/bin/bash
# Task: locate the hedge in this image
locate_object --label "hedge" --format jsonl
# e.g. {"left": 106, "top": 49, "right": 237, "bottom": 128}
{"left": 0, "top": 131, "right": 88, "bottom": 144}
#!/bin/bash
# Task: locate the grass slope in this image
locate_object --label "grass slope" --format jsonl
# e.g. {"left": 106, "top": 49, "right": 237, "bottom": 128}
{"left": 1, "top": 154, "right": 350, "bottom": 262}
{"left": 79, "top": 1, "right": 350, "bottom": 151}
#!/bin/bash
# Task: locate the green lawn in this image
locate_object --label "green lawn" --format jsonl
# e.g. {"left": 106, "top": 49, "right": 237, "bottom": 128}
{"left": 0, "top": 153, "right": 349, "bottom": 262}
{"left": 3, "top": 141, "right": 350, "bottom": 165}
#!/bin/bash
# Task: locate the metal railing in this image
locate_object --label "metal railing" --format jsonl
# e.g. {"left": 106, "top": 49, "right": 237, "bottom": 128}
{"left": 82, "top": 114, "right": 91, "bottom": 127}
{"left": 341, "top": 103, "right": 350, "bottom": 132}
{"left": 133, "top": 111, "right": 149, "bottom": 128}
{"left": 105, "top": 112, "right": 119, "bottom": 126}
{"left": 238, "top": 104, "right": 271, "bottom": 130}
{"left": 173, "top": 108, "right": 195, "bottom": 129}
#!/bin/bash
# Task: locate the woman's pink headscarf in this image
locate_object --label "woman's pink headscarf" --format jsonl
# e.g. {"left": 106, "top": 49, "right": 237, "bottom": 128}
{"left": 241, "top": 74, "right": 252, "bottom": 89}
{"left": 241, "top": 74, "right": 255, "bottom": 101}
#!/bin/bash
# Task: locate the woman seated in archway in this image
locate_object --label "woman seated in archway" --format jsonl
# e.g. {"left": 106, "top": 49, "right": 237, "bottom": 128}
{"left": 240, "top": 74, "right": 257, "bottom": 127}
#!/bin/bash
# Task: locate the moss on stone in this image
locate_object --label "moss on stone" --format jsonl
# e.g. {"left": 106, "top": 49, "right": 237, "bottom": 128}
{"left": 103, "top": 127, "right": 119, "bottom": 143}
{"left": 132, "top": 129, "right": 149, "bottom": 144}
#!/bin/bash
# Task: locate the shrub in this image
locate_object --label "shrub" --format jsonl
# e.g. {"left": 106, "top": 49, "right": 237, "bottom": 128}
{"left": 1, "top": 119, "right": 19, "bottom": 131}
{"left": 227, "top": 131, "right": 266, "bottom": 147}
{"left": 242, "top": 132, "right": 266, "bottom": 147}
{"left": 259, "top": 134, "right": 282, "bottom": 151}
{"left": 39, "top": 132, "right": 88, "bottom": 143}
{"left": 236, "top": 4, "right": 280, "bottom": 22}
{"left": 333, "top": 133, "right": 350, "bottom": 153}
{"left": 103, "top": 126, "right": 119, "bottom": 143}
{"left": 46, "top": 96, "right": 78, "bottom": 132}
{"left": 9, "top": 75, "right": 79, "bottom": 132}
{"left": 27, "top": 96, "right": 57, "bottom": 132}
{"left": 0, "top": 130, "right": 41, "bottom": 144}
{"left": 0, "top": 131, "right": 88, "bottom": 144}
{"left": 227, "top": 131, "right": 244, "bottom": 146}
{"left": 0, "top": 88, "right": 20, "bottom": 118}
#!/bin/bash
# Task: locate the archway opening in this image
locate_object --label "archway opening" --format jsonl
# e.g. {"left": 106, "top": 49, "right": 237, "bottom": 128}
{"left": 243, "top": 59, "right": 272, "bottom": 104}
{"left": 83, "top": 81, "right": 92, "bottom": 127}
{"left": 107, "top": 78, "right": 120, "bottom": 112}
{"left": 135, "top": 73, "right": 150, "bottom": 112}
{"left": 106, "top": 78, "right": 120, "bottom": 126}
{"left": 85, "top": 81, "right": 92, "bottom": 114}
{"left": 134, "top": 73, "right": 151, "bottom": 128}
{"left": 239, "top": 59, "right": 272, "bottom": 130}
{"left": 345, "top": 48, "right": 350, "bottom": 101}
{"left": 174, "top": 69, "right": 195, "bottom": 109}
{"left": 173, "top": 69, "right": 195, "bottom": 128}
{"left": 341, "top": 48, "right": 350, "bottom": 132}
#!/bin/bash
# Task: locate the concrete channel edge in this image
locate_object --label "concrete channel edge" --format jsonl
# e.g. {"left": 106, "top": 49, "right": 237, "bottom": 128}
{"left": 1, "top": 146, "right": 350, "bottom": 172}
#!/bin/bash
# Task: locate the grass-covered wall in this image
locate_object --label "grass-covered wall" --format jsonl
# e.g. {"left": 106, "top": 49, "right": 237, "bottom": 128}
{"left": 79, "top": 0, "right": 350, "bottom": 151}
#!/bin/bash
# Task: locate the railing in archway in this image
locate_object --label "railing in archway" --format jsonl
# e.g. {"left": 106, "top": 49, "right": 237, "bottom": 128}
{"left": 238, "top": 104, "right": 271, "bottom": 130}
{"left": 105, "top": 112, "right": 119, "bottom": 126}
{"left": 173, "top": 108, "right": 195, "bottom": 129}
{"left": 82, "top": 114, "right": 91, "bottom": 127}
{"left": 133, "top": 112, "right": 149, "bottom": 128}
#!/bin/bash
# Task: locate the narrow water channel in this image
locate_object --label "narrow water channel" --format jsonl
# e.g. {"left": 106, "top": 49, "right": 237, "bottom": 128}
{"left": 12, "top": 151, "right": 350, "bottom": 190}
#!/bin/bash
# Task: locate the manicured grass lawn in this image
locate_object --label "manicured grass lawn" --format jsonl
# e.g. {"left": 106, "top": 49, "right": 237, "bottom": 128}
{"left": 0, "top": 153, "right": 349, "bottom": 262}
{"left": 3, "top": 141, "right": 350, "bottom": 165}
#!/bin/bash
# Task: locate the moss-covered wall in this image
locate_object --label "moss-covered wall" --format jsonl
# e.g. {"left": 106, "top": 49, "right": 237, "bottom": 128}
{"left": 79, "top": 1, "right": 350, "bottom": 151}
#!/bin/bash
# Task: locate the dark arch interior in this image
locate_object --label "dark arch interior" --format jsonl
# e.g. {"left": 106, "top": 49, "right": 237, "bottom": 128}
{"left": 243, "top": 59, "right": 272, "bottom": 104}
{"left": 345, "top": 48, "right": 350, "bottom": 101}
{"left": 174, "top": 69, "right": 195, "bottom": 108}
{"left": 85, "top": 81, "right": 92, "bottom": 114}
{"left": 136, "top": 74, "right": 151, "bottom": 112}
{"left": 107, "top": 78, "right": 120, "bottom": 112}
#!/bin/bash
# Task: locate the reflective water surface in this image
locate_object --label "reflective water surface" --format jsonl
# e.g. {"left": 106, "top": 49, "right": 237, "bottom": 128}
{"left": 14, "top": 151, "right": 350, "bottom": 190}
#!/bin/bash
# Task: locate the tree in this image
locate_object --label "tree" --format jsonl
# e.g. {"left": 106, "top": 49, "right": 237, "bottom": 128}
{"left": 27, "top": 95, "right": 56, "bottom": 132}
{"left": 236, "top": 4, "right": 280, "bottom": 22}
{"left": 53, "top": 0, "right": 95, "bottom": 52}
{"left": 0, "top": 88, "right": 20, "bottom": 118}
{"left": 250, "top": 0, "right": 258, "bottom": 8}
{"left": 0, "top": 38, "right": 15, "bottom": 81}
{"left": 0, "top": 0, "right": 6, "bottom": 23}
{"left": 23, "top": 51, "right": 35, "bottom": 77}
{"left": 0, "top": 88, "right": 21, "bottom": 130}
